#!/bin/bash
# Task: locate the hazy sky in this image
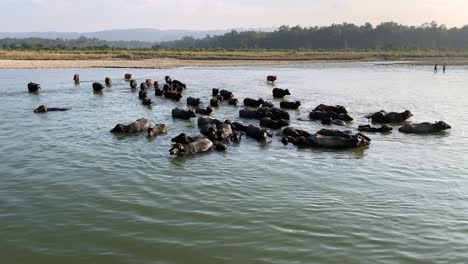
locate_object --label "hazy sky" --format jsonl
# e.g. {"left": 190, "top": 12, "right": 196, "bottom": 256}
{"left": 1, "top": 0, "right": 467, "bottom": 32}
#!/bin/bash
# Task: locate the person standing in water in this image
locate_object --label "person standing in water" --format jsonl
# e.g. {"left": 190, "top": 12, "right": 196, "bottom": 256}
{"left": 434, "top": 64, "right": 438, "bottom": 73}
{"left": 443, "top": 63, "right": 446, "bottom": 73}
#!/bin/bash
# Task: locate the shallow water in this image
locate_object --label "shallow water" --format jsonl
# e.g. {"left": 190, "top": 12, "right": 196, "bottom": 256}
{"left": 1, "top": 63, "right": 468, "bottom": 264}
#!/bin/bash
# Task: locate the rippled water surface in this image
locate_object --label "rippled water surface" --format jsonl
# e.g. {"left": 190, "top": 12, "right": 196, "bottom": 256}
{"left": 1, "top": 63, "right": 468, "bottom": 264}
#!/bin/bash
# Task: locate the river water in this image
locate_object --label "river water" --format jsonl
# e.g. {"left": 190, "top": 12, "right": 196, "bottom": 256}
{"left": 1, "top": 62, "right": 467, "bottom": 264}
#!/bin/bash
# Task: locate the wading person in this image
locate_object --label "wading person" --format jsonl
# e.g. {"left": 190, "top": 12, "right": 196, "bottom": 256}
{"left": 434, "top": 64, "right": 438, "bottom": 73}
{"left": 443, "top": 63, "right": 446, "bottom": 73}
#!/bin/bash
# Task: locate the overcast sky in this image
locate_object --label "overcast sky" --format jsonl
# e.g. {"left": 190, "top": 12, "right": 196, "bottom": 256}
{"left": 1, "top": 0, "right": 467, "bottom": 32}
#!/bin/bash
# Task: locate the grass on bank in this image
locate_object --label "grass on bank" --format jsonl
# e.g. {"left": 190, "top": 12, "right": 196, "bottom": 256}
{"left": 1, "top": 49, "right": 468, "bottom": 61}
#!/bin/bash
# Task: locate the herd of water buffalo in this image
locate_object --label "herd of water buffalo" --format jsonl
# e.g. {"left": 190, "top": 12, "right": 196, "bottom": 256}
{"left": 28, "top": 73, "right": 451, "bottom": 156}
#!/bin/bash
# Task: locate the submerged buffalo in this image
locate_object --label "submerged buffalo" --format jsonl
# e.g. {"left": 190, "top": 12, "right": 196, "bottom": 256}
{"left": 142, "top": 98, "right": 153, "bottom": 106}
{"left": 130, "top": 79, "right": 138, "bottom": 89}
{"left": 245, "top": 124, "right": 272, "bottom": 141}
{"left": 308, "top": 129, "right": 371, "bottom": 149}
{"left": 145, "top": 79, "right": 153, "bottom": 88}
{"left": 171, "top": 133, "right": 204, "bottom": 144}
{"left": 280, "top": 101, "right": 301, "bottom": 110}
{"left": 92, "top": 82, "right": 104, "bottom": 92}
{"left": 195, "top": 106, "right": 213, "bottom": 116}
{"left": 267, "top": 75, "right": 277, "bottom": 83}
{"left": 172, "top": 108, "right": 196, "bottom": 119}
{"left": 260, "top": 117, "right": 289, "bottom": 129}
{"left": 110, "top": 118, "right": 150, "bottom": 133}
{"left": 105, "top": 77, "right": 112, "bottom": 86}
{"left": 366, "top": 110, "right": 413, "bottom": 123}
{"left": 124, "top": 73, "right": 132, "bottom": 80}
{"left": 228, "top": 98, "right": 239, "bottom": 105}
{"left": 169, "top": 138, "right": 213, "bottom": 156}
{"left": 309, "top": 110, "right": 353, "bottom": 122}
{"left": 244, "top": 98, "right": 264, "bottom": 108}
{"left": 147, "top": 124, "right": 168, "bottom": 138}
{"left": 358, "top": 125, "right": 393, "bottom": 133}
{"left": 33, "top": 105, "right": 69, "bottom": 113}
{"left": 398, "top": 121, "right": 451, "bottom": 134}
{"left": 28, "top": 82, "right": 41, "bottom": 93}
{"left": 314, "top": 104, "right": 348, "bottom": 114}
{"left": 273, "top": 88, "right": 290, "bottom": 98}
{"left": 187, "top": 97, "right": 201, "bottom": 107}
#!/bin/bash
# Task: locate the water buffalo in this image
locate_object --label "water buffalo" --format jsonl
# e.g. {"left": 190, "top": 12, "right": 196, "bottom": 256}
{"left": 140, "top": 83, "right": 148, "bottom": 91}
{"left": 197, "top": 116, "right": 222, "bottom": 128}
{"left": 308, "top": 129, "right": 371, "bottom": 149}
{"left": 280, "top": 101, "right": 301, "bottom": 110}
{"left": 267, "top": 75, "right": 277, "bottom": 83}
{"left": 28, "top": 82, "right": 41, "bottom": 93}
{"left": 358, "top": 125, "right": 393, "bottom": 133}
{"left": 162, "top": 83, "right": 172, "bottom": 92}
{"left": 187, "top": 97, "right": 201, "bottom": 107}
{"left": 124, "top": 73, "right": 132, "bottom": 80}
{"left": 210, "top": 98, "right": 221, "bottom": 107}
{"left": 220, "top": 90, "right": 233, "bottom": 100}
{"left": 309, "top": 110, "right": 353, "bottom": 122}
{"left": 245, "top": 124, "right": 272, "bottom": 141}
{"left": 195, "top": 106, "right": 213, "bottom": 116}
{"left": 314, "top": 104, "right": 348, "bottom": 114}
{"left": 258, "top": 107, "right": 290, "bottom": 120}
{"left": 366, "top": 110, "right": 413, "bottom": 124}
{"left": 214, "top": 142, "right": 228, "bottom": 151}
{"left": 92, "top": 82, "right": 104, "bottom": 92}
{"left": 231, "top": 122, "right": 247, "bottom": 132}
{"left": 172, "top": 108, "right": 196, "bottom": 119}
{"left": 154, "top": 81, "right": 160, "bottom": 89}
{"left": 155, "top": 88, "right": 163, "bottom": 96}
{"left": 138, "top": 90, "right": 147, "bottom": 100}
{"left": 216, "top": 121, "right": 234, "bottom": 141}
{"left": 239, "top": 109, "right": 264, "bottom": 119}
{"left": 398, "top": 121, "right": 451, "bottom": 134}
{"left": 142, "top": 98, "right": 153, "bottom": 106}
{"left": 73, "top": 74, "right": 80, "bottom": 84}
{"left": 212, "top": 88, "right": 219, "bottom": 96}
{"left": 164, "top": 91, "right": 182, "bottom": 101}
{"left": 273, "top": 88, "right": 290, "bottom": 98}
{"left": 228, "top": 98, "right": 239, "bottom": 105}
{"left": 110, "top": 118, "right": 150, "bottom": 133}
{"left": 130, "top": 79, "right": 138, "bottom": 89}
{"left": 172, "top": 80, "right": 186, "bottom": 89}
{"left": 282, "top": 127, "right": 311, "bottom": 138}
{"left": 145, "top": 79, "right": 153, "bottom": 88}
{"left": 171, "top": 133, "right": 204, "bottom": 144}
{"left": 261, "top": 101, "right": 274, "bottom": 108}
{"left": 147, "top": 124, "right": 168, "bottom": 138}
{"left": 165, "top": 76, "right": 172, "bottom": 84}
{"left": 33, "top": 105, "right": 69, "bottom": 113}
{"left": 260, "top": 117, "right": 289, "bottom": 129}
{"left": 169, "top": 138, "right": 213, "bottom": 156}
{"left": 105, "top": 77, "right": 112, "bottom": 86}
{"left": 244, "top": 98, "right": 265, "bottom": 107}
{"left": 240, "top": 107, "right": 290, "bottom": 120}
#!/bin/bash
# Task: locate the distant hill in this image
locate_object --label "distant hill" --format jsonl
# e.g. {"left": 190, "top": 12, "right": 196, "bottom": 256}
{"left": 0, "top": 28, "right": 275, "bottom": 42}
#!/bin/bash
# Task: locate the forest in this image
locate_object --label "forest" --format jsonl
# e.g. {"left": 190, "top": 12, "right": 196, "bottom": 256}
{"left": 1, "top": 22, "right": 468, "bottom": 51}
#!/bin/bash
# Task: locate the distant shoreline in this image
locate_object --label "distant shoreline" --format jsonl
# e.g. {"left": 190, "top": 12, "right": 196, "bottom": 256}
{"left": 1, "top": 50, "right": 468, "bottom": 69}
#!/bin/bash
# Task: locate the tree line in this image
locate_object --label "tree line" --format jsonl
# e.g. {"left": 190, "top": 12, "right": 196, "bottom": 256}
{"left": 0, "top": 36, "right": 153, "bottom": 50}
{"left": 2, "top": 22, "right": 468, "bottom": 51}
{"left": 159, "top": 22, "right": 468, "bottom": 50}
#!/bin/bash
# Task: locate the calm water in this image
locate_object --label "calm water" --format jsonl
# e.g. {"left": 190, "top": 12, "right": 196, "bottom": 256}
{"left": 1, "top": 63, "right": 468, "bottom": 264}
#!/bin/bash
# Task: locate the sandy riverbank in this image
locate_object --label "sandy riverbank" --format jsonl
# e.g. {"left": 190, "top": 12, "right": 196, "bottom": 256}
{"left": 1, "top": 57, "right": 468, "bottom": 69}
